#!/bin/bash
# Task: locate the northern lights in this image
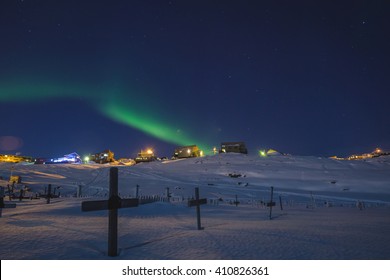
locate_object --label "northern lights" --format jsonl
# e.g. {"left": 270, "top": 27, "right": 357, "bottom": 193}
{"left": 0, "top": 80, "right": 212, "bottom": 153}
{"left": 101, "top": 100, "right": 204, "bottom": 147}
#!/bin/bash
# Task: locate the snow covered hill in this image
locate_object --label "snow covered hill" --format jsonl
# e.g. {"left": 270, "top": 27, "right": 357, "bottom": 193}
{"left": 1, "top": 154, "right": 390, "bottom": 259}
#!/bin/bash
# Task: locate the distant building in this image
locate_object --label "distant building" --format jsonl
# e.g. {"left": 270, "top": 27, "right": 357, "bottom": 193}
{"left": 266, "top": 149, "right": 281, "bottom": 156}
{"left": 34, "top": 158, "right": 47, "bottom": 164}
{"left": 135, "top": 149, "right": 157, "bottom": 163}
{"left": 173, "top": 145, "right": 202, "bottom": 158}
{"left": 330, "top": 147, "right": 390, "bottom": 161}
{"left": 220, "top": 142, "right": 248, "bottom": 154}
{"left": 0, "top": 154, "right": 33, "bottom": 163}
{"left": 90, "top": 149, "right": 115, "bottom": 164}
{"left": 46, "top": 152, "right": 82, "bottom": 164}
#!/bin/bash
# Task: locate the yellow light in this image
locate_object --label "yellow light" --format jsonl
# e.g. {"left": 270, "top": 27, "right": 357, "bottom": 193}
{"left": 200, "top": 150, "right": 204, "bottom": 156}
{"left": 146, "top": 149, "right": 153, "bottom": 154}
{"left": 84, "top": 156, "right": 90, "bottom": 162}
{"left": 187, "top": 149, "right": 191, "bottom": 154}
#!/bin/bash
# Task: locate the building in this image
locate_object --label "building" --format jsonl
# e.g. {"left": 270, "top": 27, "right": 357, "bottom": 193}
{"left": 330, "top": 148, "right": 390, "bottom": 161}
{"left": 0, "top": 154, "right": 33, "bottom": 163}
{"left": 173, "top": 145, "right": 202, "bottom": 158}
{"left": 220, "top": 142, "right": 248, "bottom": 154}
{"left": 135, "top": 149, "right": 157, "bottom": 163}
{"left": 90, "top": 149, "right": 115, "bottom": 164}
{"left": 46, "top": 152, "right": 82, "bottom": 164}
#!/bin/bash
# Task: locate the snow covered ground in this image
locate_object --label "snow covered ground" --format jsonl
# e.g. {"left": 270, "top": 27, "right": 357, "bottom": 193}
{"left": 1, "top": 153, "right": 390, "bottom": 259}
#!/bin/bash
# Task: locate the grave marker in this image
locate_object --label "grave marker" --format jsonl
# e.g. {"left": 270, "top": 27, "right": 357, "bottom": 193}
{"left": 233, "top": 194, "right": 240, "bottom": 207}
{"left": 268, "top": 186, "right": 274, "bottom": 220}
{"left": 188, "top": 187, "right": 207, "bottom": 230}
{"left": 47, "top": 184, "right": 52, "bottom": 204}
{"left": 0, "top": 187, "right": 16, "bottom": 217}
{"left": 81, "top": 167, "right": 139, "bottom": 257}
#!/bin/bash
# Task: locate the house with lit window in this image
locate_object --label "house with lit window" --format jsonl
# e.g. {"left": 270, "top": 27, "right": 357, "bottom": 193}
{"left": 46, "top": 152, "right": 82, "bottom": 164}
{"left": 135, "top": 148, "right": 157, "bottom": 163}
{"left": 219, "top": 142, "right": 248, "bottom": 154}
{"left": 173, "top": 145, "right": 203, "bottom": 158}
{"left": 90, "top": 149, "right": 115, "bottom": 164}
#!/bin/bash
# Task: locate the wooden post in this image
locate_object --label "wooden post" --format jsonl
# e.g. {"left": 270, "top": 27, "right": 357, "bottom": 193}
{"left": 195, "top": 188, "right": 201, "bottom": 230}
{"left": 279, "top": 195, "right": 283, "bottom": 211}
{"left": 165, "top": 187, "right": 170, "bottom": 202}
{"left": 269, "top": 186, "right": 274, "bottom": 220}
{"left": 234, "top": 194, "right": 239, "bottom": 207}
{"left": 19, "top": 189, "right": 24, "bottom": 201}
{"left": 108, "top": 167, "right": 119, "bottom": 257}
{"left": 47, "top": 184, "right": 52, "bottom": 204}
{"left": 77, "top": 185, "right": 82, "bottom": 198}
{"left": 188, "top": 187, "right": 207, "bottom": 230}
{"left": 135, "top": 184, "right": 139, "bottom": 198}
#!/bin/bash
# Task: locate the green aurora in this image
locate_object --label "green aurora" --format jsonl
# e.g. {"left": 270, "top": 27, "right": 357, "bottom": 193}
{"left": 0, "top": 80, "right": 212, "bottom": 152}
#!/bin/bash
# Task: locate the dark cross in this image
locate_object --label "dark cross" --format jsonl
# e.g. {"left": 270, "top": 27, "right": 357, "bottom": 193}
{"left": 81, "top": 167, "right": 139, "bottom": 257}
{"left": 267, "top": 186, "right": 275, "bottom": 220}
{"left": 0, "top": 187, "right": 16, "bottom": 217}
{"left": 233, "top": 194, "right": 240, "bottom": 207}
{"left": 188, "top": 187, "right": 207, "bottom": 230}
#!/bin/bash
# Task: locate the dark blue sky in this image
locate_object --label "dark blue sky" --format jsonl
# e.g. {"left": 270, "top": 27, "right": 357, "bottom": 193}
{"left": 0, "top": 0, "right": 389, "bottom": 158}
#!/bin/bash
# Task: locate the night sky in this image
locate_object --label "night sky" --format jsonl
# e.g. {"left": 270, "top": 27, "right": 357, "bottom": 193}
{"left": 1, "top": 0, "right": 389, "bottom": 158}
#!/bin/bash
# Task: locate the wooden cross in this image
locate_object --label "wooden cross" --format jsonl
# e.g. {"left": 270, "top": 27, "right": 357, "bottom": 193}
{"left": 165, "top": 187, "right": 171, "bottom": 202}
{"left": 267, "top": 186, "right": 275, "bottom": 220}
{"left": 188, "top": 187, "right": 207, "bottom": 230}
{"left": 0, "top": 187, "right": 16, "bottom": 217}
{"left": 233, "top": 194, "right": 240, "bottom": 207}
{"left": 81, "top": 167, "right": 139, "bottom": 257}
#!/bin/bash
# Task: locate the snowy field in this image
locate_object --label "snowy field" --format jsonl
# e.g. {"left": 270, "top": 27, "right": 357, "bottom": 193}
{"left": 1, "top": 153, "right": 390, "bottom": 260}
